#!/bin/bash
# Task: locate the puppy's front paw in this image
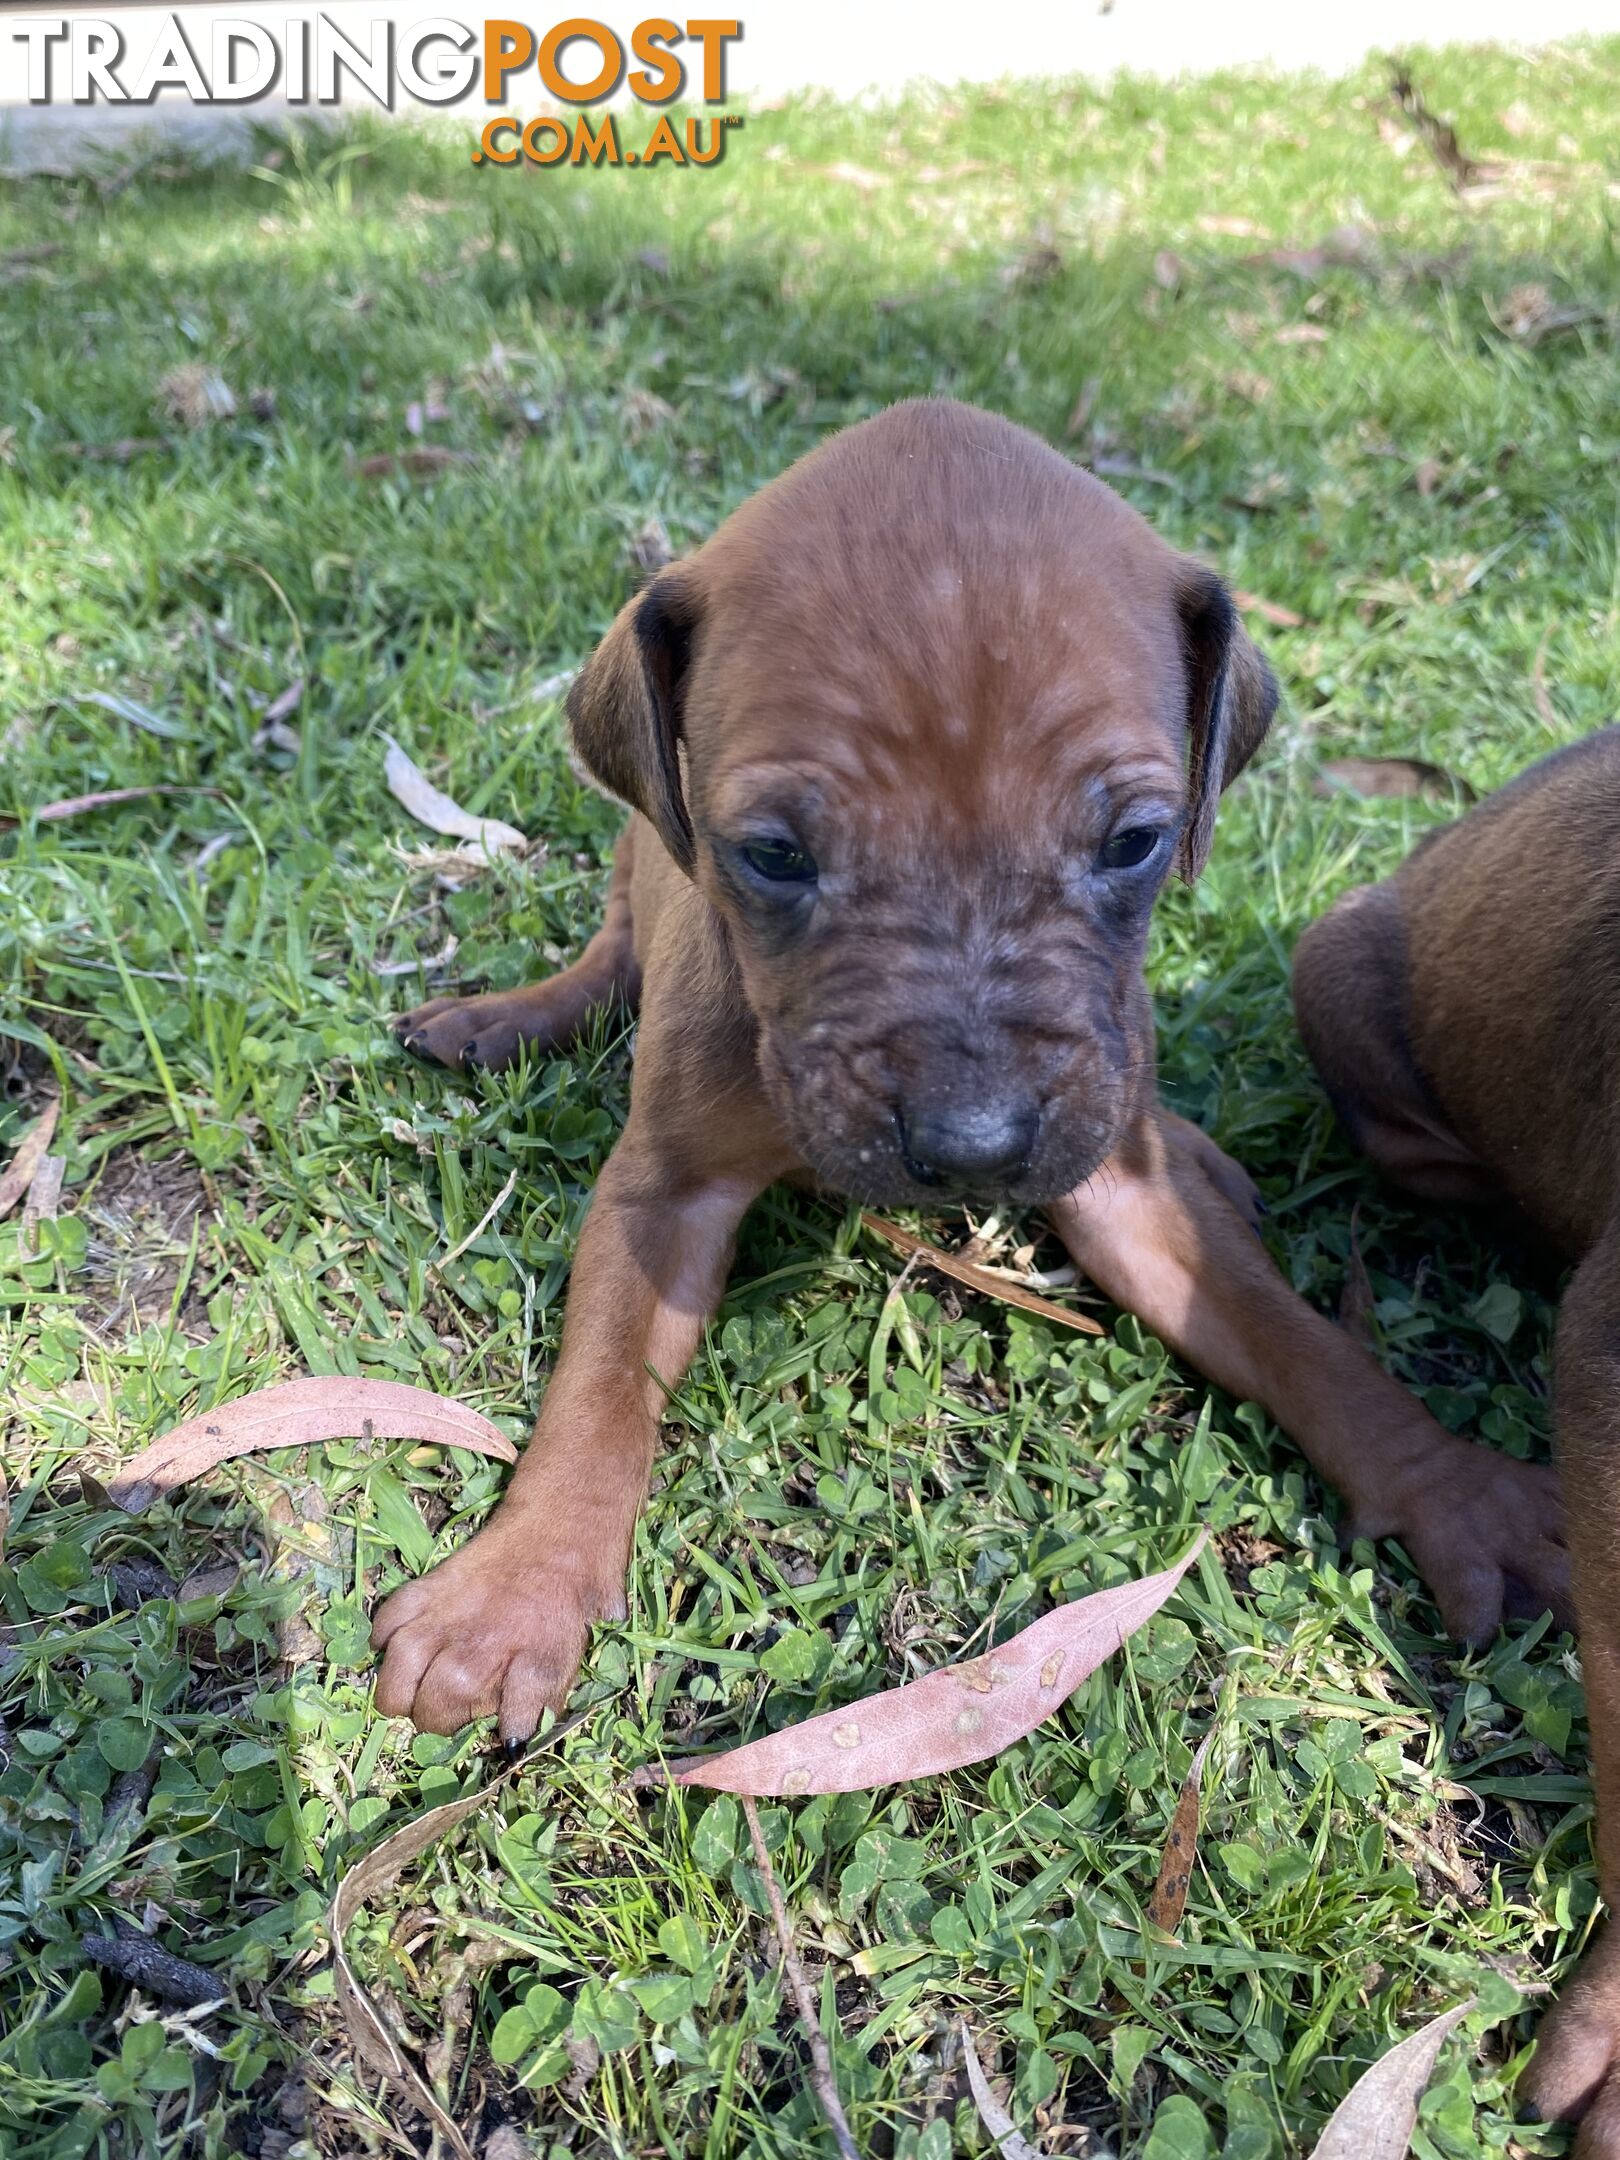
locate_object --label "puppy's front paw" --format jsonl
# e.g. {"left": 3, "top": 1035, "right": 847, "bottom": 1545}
{"left": 371, "top": 1518, "right": 627, "bottom": 1741}
{"left": 1522, "top": 1925, "right": 1620, "bottom": 2157}
{"left": 1352, "top": 1443, "right": 1570, "bottom": 1643}
{"left": 394, "top": 991, "right": 518, "bottom": 1072}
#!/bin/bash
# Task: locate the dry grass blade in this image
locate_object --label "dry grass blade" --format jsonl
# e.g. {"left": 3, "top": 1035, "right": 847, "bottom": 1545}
{"left": 961, "top": 2026, "right": 1043, "bottom": 2160}
{"left": 330, "top": 1711, "right": 592, "bottom": 2160}
{"left": 860, "top": 1213, "right": 1103, "bottom": 1336}
{"left": 383, "top": 736, "right": 527, "bottom": 859}
{"left": 62, "top": 437, "right": 174, "bottom": 463}
{"left": 1145, "top": 1730, "right": 1216, "bottom": 1936}
{"left": 1312, "top": 757, "right": 1474, "bottom": 803}
{"left": 0, "top": 1090, "right": 61, "bottom": 1220}
{"left": 1338, "top": 1207, "right": 1377, "bottom": 1347}
{"left": 105, "top": 1375, "right": 517, "bottom": 1511}
{"left": 651, "top": 1533, "right": 1205, "bottom": 1796}
{"left": 1310, "top": 1998, "right": 1475, "bottom": 2158}
{"left": 741, "top": 1797, "right": 859, "bottom": 2160}
{"left": 22, "top": 1155, "right": 65, "bottom": 1251}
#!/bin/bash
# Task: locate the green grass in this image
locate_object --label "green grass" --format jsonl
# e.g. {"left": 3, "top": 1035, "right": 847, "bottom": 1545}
{"left": 2, "top": 39, "right": 1619, "bottom": 2160}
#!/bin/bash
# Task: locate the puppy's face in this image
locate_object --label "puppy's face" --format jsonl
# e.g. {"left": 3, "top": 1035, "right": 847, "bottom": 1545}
{"left": 570, "top": 402, "right": 1275, "bottom": 1207}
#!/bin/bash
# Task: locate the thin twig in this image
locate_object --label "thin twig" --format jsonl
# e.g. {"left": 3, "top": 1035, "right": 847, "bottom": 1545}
{"left": 432, "top": 1169, "right": 518, "bottom": 1273}
{"left": 741, "top": 1795, "right": 860, "bottom": 2160}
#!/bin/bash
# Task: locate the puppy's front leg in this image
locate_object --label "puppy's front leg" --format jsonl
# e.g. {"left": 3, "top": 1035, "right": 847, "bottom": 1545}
{"left": 1047, "top": 1106, "right": 1571, "bottom": 1641}
{"left": 372, "top": 1117, "right": 783, "bottom": 1743}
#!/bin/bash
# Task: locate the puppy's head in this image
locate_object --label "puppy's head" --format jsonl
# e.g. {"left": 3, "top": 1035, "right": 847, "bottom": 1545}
{"left": 570, "top": 401, "right": 1275, "bottom": 1206}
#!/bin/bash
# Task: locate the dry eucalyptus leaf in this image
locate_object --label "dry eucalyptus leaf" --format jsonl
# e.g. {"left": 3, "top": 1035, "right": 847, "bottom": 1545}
{"left": 331, "top": 1710, "right": 591, "bottom": 2160}
{"left": 77, "top": 689, "right": 189, "bottom": 740}
{"left": 106, "top": 1375, "right": 517, "bottom": 1512}
{"left": 650, "top": 1533, "right": 1205, "bottom": 1796}
{"left": 962, "top": 2027, "right": 1044, "bottom": 2160}
{"left": 6, "top": 785, "right": 212, "bottom": 829}
{"left": 0, "top": 1091, "right": 61, "bottom": 1220}
{"left": 383, "top": 736, "right": 527, "bottom": 860}
{"left": 1313, "top": 757, "right": 1473, "bottom": 803}
{"left": 1145, "top": 1730, "right": 1216, "bottom": 1935}
{"left": 1231, "top": 590, "right": 1305, "bottom": 628}
{"left": 861, "top": 1212, "right": 1104, "bottom": 1336}
{"left": 1310, "top": 1999, "right": 1476, "bottom": 2158}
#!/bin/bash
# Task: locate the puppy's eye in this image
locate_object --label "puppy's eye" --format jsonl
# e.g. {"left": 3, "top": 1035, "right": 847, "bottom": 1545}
{"left": 1099, "top": 826, "right": 1163, "bottom": 872}
{"left": 740, "top": 838, "right": 817, "bottom": 885}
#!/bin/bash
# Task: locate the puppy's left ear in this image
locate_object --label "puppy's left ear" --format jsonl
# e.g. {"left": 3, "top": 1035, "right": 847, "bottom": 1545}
{"left": 1175, "top": 565, "right": 1279, "bottom": 879}
{"left": 567, "top": 564, "right": 702, "bottom": 875}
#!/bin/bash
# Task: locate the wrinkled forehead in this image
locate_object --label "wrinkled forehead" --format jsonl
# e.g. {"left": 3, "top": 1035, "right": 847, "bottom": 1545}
{"left": 688, "top": 533, "right": 1191, "bottom": 829}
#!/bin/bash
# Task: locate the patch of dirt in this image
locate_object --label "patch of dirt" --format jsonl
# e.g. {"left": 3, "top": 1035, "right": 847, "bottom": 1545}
{"left": 82, "top": 1147, "right": 216, "bottom": 1339}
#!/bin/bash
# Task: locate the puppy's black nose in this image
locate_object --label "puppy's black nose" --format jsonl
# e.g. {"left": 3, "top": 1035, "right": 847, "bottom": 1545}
{"left": 899, "top": 1099, "right": 1038, "bottom": 1189}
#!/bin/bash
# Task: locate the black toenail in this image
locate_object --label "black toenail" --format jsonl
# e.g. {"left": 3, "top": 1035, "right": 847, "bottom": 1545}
{"left": 503, "top": 1736, "right": 524, "bottom": 1762}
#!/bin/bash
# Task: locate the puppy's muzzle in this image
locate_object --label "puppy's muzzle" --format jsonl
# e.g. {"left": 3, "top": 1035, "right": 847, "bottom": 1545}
{"left": 897, "top": 1095, "right": 1039, "bottom": 1195}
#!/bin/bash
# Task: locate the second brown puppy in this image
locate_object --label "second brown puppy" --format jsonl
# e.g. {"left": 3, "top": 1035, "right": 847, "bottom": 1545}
{"left": 1294, "top": 725, "right": 1620, "bottom": 2154}
{"left": 372, "top": 398, "right": 1568, "bottom": 1753}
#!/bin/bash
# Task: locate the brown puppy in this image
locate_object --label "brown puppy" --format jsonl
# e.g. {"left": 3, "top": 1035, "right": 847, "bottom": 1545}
{"left": 372, "top": 399, "right": 1568, "bottom": 1762}
{"left": 1292, "top": 726, "right": 1620, "bottom": 2155}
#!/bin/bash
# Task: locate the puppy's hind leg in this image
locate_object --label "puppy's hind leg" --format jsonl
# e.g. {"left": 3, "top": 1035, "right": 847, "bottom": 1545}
{"left": 398, "top": 823, "right": 642, "bottom": 1073}
{"left": 1521, "top": 1211, "right": 1620, "bottom": 2155}
{"left": 1292, "top": 879, "right": 1496, "bottom": 1205}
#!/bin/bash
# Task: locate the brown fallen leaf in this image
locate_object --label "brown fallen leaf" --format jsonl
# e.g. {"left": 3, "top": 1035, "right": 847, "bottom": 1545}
{"left": 963, "top": 2029, "right": 1043, "bottom": 2159}
{"left": 862, "top": 1213, "right": 1104, "bottom": 1335}
{"left": 105, "top": 1375, "right": 517, "bottom": 1513}
{"left": 159, "top": 363, "right": 237, "bottom": 428}
{"left": 0, "top": 1091, "right": 61, "bottom": 1221}
{"left": 353, "top": 447, "right": 475, "bottom": 481}
{"left": 1145, "top": 1730, "right": 1215, "bottom": 1936}
{"left": 1313, "top": 757, "right": 1474, "bottom": 803}
{"left": 383, "top": 736, "right": 528, "bottom": 861}
{"left": 648, "top": 1533, "right": 1205, "bottom": 1796}
{"left": 331, "top": 1709, "right": 592, "bottom": 2160}
{"left": 1231, "top": 590, "right": 1305, "bottom": 629}
{"left": 1311, "top": 1998, "right": 1476, "bottom": 2158}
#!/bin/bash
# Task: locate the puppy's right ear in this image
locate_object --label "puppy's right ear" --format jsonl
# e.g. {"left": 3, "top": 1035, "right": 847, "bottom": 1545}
{"left": 567, "top": 565, "right": 700, "bottom": 875}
